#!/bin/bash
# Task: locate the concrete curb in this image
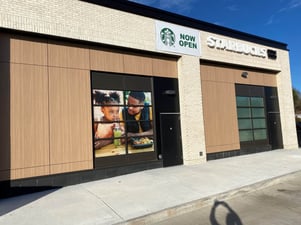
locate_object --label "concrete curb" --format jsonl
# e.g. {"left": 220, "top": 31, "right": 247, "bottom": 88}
{"left": 118, "top": 170, "right": 301, "bottom": 225}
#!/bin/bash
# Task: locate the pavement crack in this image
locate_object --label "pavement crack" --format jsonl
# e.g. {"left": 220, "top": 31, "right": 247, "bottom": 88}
{"left": 81, "top": 186, "right": 125, "bottom": 222}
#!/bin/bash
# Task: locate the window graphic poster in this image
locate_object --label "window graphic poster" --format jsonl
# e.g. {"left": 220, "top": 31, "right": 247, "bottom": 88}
{"left": 93, "top": 89, "right": 154, "bottom": 158}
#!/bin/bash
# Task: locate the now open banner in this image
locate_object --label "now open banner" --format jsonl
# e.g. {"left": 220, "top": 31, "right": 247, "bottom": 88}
{"left": 155, "top": 21, "right": 201, "bottom": 57}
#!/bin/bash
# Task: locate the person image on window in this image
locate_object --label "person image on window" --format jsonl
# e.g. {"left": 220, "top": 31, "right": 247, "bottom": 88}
{"left": 121, "top": 91, "right": 153, "bottom": 137}
{"left": 94, "top": 91, "right": 123, "bottom": 149}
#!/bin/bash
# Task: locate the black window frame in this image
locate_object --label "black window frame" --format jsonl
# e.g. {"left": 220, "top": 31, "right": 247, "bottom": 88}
{"left": 91, "top": 71, "right": 157, "bottom": 169}
{"left": 235, "top": 84, "right": 269, "bottom": 148}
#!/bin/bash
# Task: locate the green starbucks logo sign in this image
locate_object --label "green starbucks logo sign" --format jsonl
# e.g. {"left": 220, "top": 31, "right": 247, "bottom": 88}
{"left": 160, "top": 28, "right": 175, "bottom": 46}
{"left": 156, "top": 21, "right": 200, "bottom": 56}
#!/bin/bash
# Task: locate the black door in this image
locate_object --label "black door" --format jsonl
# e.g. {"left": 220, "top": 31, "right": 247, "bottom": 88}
{"left": 160, "top": 113, "right": 183, "bottom": 167}
{"left": 265, "top": 87, "right": 283, "bottom": 149}
{"left": 267, "top": 112, "right": 283, "bottom": 149}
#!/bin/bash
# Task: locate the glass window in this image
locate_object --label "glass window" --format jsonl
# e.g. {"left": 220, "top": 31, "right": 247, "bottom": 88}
{"left": 238, "top": 119, "right": 252, "bottom": 130}
{"left": 92, "top": 89, "right": 154, "bottom": 158}
{"left": 236, "top": 95, "right": 267, "bottom": 143}
{"left": 236, "top": 96, "right": 250, "bottom": 107}
{"left": 251, "top": 97, "right": 264, "bottom": 107}
{"left": 237, "top": 108, "right": 251, "bottom": 118}
{"left": 252, "top": 108, "right": 265, "bottom": 117}
{"left": 253, "top": 119, "right": 266, "bottom": 129}
{"left": 239, "top": 130, "right": 254, "bottom": 142}
{"left": 254, "top": 129, "right": 267, "bottom": 140}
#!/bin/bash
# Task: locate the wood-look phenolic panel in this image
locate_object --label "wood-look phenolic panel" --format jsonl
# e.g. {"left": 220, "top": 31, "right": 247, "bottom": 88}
{"left": 124, "top": 54, "right": 153, "bottom": 76}
{"left": 90, "top": 49, "right": 124, "bottom": 73}
{"left": 90, "top": 48, "right": 178, "bottom": 77}
{"left": 248, "top": 72, "right": 265, "bottom": 85}
{"left": 11, "top": 166, "right": 50, "bottom": 180}
{"left": 10, "top": 64, "right": 50, "bottom": 175}
{"left": 201, "top": 64, "right": 277, "bottom": 87}
{"left": 152, "top": 57, "right": 178, "bottom": 78}
{"left": 49, "top": 67, "right": 93, "bottom": 172}
{"left": 48, "top": 41, "right": 90, "bottom": 69}
{"left": 221, "top": 67, "right": 274, "bottom": 86}
{"left": 10, "top": 35, "right": 48, "bottom": 65}
{"left": 201, "top": 80, "right": 240, "bottom": 153}
{"left": 263, "top": 74, "right": 277, "bottom": 87}
{"left": 206, "top": 143, "right": 240, "bottom": 153}
{"left": 215, "top": 66, "right": 235, "bottom": 83}
{"left": 233, "top": 70, "right": 264, "bottom": 85}
{"left": 201, "top": 63, "right": 277, "bottom": 153}
{"left": 200, "top": 64, "right": 216, "bottom": 81}
{"left": 50, "top": 161, "right": 93, "bottom": 175}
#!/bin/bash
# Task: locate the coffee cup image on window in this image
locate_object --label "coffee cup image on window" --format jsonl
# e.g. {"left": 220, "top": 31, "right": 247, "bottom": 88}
{"left": 93, "top": 91, "right": 124, "bottom": 149}
{"left": 113, "top": 123, "right": 122, "bottom": 147}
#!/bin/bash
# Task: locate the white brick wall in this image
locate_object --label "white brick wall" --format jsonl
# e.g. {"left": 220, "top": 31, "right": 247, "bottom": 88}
{"left": 200, "top": 31, "right": 281, "bottom": 70}
{"left": 0, "top": 0, "right": 156, "bottom": 51}
{"left": 178, "top": 55, "right": 207, "bottom": 164}
{"left": 0, "top": 0, "right": 298, "bottom": 164}
{"left": 277, "top": 50, "right": 299, "bottom": 149}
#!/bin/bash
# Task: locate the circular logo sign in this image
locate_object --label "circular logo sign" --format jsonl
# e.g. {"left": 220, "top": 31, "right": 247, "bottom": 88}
{"left": 160, "top": 28, "right": 175, "bottom": 46}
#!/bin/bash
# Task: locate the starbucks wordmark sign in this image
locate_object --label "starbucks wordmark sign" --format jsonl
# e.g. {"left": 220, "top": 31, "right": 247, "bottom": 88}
{"left": 156, "top": 21, "right": 201, "bottom": 56}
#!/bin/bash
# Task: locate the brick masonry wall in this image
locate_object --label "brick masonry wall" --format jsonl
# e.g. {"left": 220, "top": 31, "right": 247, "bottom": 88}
{"left": 276, "top": 50, "right": 299, "bottom": 149}
{"left": 0, "top": 0, "right": 156, "bottom": 51}
{"left": 178, "top": 55, "right": 207, "bottom": 164}
{"left": 200, "top": 31, "right": 282, "bottom": 70}
{"left": 0, "top": 0, "right": 298, "bottom": 166}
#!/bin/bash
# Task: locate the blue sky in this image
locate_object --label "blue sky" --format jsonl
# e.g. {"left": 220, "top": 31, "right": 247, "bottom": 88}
{"left": 130, "top": 0, "right": 301, "bottom": 92}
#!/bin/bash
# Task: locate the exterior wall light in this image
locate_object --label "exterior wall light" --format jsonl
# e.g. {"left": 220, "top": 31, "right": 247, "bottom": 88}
{"left": 241, "top": 72, "right": 248, "bottom": 78}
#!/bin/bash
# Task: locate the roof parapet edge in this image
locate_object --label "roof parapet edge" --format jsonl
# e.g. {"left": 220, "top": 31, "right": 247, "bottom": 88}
{"left": 80, "top": 0, "right": 288, "bottom": 50}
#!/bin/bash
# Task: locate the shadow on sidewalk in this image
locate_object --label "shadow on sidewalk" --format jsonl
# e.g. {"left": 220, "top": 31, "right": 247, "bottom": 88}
{"left": 210, "top": 200, "right": 243, "bottom": 225}
{"left": 0, "top": 186, "right": 60, "bottom": 216}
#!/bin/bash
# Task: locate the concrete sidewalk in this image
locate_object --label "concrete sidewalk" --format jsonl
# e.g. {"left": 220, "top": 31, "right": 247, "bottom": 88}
{"left": 1, "top": 149, "right": 301, "bottom": 225}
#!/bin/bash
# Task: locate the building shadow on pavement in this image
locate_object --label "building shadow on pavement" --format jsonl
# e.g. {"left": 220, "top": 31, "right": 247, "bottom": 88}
{"left": 0, "top": 186, "right": 60, "bottom": 216}
{"left": 210, "top": 200, "right": 243, "bottom": 225}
